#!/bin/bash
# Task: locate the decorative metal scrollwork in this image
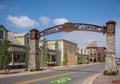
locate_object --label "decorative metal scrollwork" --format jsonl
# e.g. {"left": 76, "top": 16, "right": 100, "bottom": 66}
{"left": 62, "top": 22, "right": 79, "bottom": 32}
{"left": 40, "top": 22, "right": 106, "bottom": 37}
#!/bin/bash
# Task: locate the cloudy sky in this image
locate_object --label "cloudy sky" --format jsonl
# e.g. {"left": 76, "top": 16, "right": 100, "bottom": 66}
{"left": 0, "top": 0, "right": 120, "bottom": 57}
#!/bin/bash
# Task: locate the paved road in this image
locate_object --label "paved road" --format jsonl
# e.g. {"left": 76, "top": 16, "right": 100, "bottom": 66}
{"left": 0, "top": 63, "right": 104, "bottom": 84}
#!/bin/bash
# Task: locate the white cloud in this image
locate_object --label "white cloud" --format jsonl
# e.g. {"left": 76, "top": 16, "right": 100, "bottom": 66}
{"left": 39, "top": 16, "right": 51, "bottom": 25}
{"left": 7, "top": 15, "right": 38, "bottom": 28}
{"left": 60, "top": 31, "right": 105, "bottom": 48}
{"left": 53, "top": 18, "right": 69, "bottom": 25}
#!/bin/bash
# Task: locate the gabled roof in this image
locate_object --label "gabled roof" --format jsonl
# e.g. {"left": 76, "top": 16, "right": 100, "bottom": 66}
{"left": 47, "top": 39, "right": 77, "bottom": 45}
{"left": 14, "top": 32, "right": 28, "bottom": 37}
{"left": 0, "top": 25, "right": 8, "bottom": 31}
{"left": 8, "top": 32, "right": 23, "bottom": 46}
{"left": 87, "top": 41, "right": 97, "bottom": 48}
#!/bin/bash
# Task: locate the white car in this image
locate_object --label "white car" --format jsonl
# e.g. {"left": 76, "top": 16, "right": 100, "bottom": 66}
{"left": 117, "top": 61, "right": 120, "bottom": 65}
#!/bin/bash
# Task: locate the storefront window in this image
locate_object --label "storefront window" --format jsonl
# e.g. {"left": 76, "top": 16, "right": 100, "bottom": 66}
{"left": 14, "top": 54, "right": 25, "bottom": 63}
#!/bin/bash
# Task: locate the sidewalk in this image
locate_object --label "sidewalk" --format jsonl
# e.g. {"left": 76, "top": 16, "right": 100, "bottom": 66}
{"left": 92, "top": 65, "right": 120, "bottom": 84}
{"left": 93, "top": 72, "right": 120, "bottom": 84}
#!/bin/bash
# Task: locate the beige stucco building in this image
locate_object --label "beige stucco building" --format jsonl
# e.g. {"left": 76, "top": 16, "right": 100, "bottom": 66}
{"left": 40, "top": 39, "right": 78, "bottom": 66}
{"left": 78, "top": 48, "right": 89, "bottom": 55}
{"left": 77, "top": 48, "right": 89, "bottom": 64}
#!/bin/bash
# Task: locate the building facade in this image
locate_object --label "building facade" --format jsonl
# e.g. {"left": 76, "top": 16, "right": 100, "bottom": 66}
{"left": 39, "top": 39, "right": 78, "bottom": 66}
{"left": 87, "top": 41, "right": 106, "bottom": 63}
{"left": 78, "top": 48, "right": 89, "bottom": 64}
{"left": 97, "top": 47, "right": 106, "bottom": 62}
{"left": 0, "top": 25, "right": 30, "bottom": 68}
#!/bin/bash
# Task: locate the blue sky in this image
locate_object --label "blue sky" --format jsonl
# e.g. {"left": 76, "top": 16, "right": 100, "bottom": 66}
{"left": 0, "top": 0, "right": 120, "bottom": 56}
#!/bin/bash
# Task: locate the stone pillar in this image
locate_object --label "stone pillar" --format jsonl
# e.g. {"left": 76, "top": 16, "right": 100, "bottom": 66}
{"left": 105, "top": 21, "right": 117, "bottom": 73}
{"left": 28, "top": 29, "right": 40, "bottom": 71}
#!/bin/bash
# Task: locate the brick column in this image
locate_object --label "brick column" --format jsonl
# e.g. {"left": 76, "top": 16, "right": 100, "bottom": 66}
{"left": 105, "top": 21, "right": 117, "bottom": 73}
{"left": 28, "top": 29, "right": 40, "bottom": 71}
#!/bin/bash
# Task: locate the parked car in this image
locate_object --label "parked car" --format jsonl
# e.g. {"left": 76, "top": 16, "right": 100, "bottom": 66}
{"left": 117, "top": 61, "right": 120, "bottom": 65}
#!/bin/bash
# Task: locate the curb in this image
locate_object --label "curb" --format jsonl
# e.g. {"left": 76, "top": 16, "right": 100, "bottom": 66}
{"left": 0, "top": 69, "right": 53, "bottom": 78}
{"left": 0, "top": 63, "right": 101, "bottom": 78}
{"left": 82, "top": 73, "right": 102, "bottom": 84}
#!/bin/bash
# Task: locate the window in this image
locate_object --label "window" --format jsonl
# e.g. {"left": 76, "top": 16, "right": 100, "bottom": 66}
{"left": 69, "top": 46, "right": 72, "bottom": 53}
{"left": 20, "top": 54, "right": 25, "bottom": 62}
{"left": 0, "top": 30, "right": 4, "bottom": 39}
{"left": 26, "top": 36, "right": 30, "bottom": 44}
{"left": 14, "top": 54, "right": 25, "bottom": 63}
{"left": 90, "top": 53, "right": 92, "bottom": 55}
{"left": 94, "top": 53, "right": 96, "bottom": 55}
{"left": 94, "top": 50, "right": 96, "bottom": 52}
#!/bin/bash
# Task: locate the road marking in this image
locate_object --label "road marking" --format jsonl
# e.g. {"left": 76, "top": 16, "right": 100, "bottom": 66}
{"left": 50, "top": 77, "right": 73, "bottom": 84}
{"left": 15, "top": 72, "right": 75, "bottom": 84}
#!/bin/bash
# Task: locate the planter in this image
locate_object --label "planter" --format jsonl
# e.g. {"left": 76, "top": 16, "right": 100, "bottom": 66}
{"left": 112, "top": 80, "right": 120, "bottom": 83}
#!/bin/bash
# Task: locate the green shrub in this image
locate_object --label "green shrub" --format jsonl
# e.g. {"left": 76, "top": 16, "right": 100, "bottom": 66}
{"left": 103, "top": 70, "right": 119, "bottom": 76}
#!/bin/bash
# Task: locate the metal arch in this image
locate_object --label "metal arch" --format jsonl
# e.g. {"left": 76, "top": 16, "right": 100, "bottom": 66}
{"left": 40, "top": 25, "right": 63, "bottom": 37}
{"left": 40, "top": 22, "right": 106, "bottom": 37}
{"left": 74, "top": 23, "right": 106, "bottom": 33}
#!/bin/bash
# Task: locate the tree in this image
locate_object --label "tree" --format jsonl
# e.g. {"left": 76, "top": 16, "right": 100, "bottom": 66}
{"left": 0, "top": 39, "right": 11, "bottom": 72}
{"left": 86, "top": 55, "right": 89, "bottom": 64}
{"left": 64, "top": 50, "right": 68, "bottom": 65}
{"left": 102, "top": 54, "right": 106, "bottom": 62}
{"left": 25, "top": 45, "right": 30, "bottom": 70}
{"left": 46, "top": 49, "right": 50, "bottom": 66}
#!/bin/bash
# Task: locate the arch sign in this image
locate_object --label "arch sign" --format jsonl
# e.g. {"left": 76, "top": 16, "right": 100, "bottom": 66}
{"left": 28, "top": 21, "right": 117, "bottom": 74}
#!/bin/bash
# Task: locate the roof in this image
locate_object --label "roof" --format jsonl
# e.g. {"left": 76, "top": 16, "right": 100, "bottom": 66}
{"left": 8, "top": 32, "right": 23, "bottom": 46}
{"left": 8, "top": 46, "right": 26, "bottom": 52}
{"left": 48, "top": 39, "right": 77, "bottom": 45}
{"left": 87, "top": 41, "right": 97, "bottom": 48}
{"left": 0, "top": 25, "right": 8, "bottom": 31}
{"left": 14, "top": 32, "right": 28, "bottom": 37}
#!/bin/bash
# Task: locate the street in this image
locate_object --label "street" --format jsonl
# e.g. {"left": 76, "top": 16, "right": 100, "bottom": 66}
{"left": 0, "top": 63, "right": 104, "bottom": 84}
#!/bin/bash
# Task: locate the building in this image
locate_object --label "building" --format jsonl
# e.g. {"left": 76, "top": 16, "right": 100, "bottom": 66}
{"left": 39, "top": 38, "right": 59, "bottom": 68}
{"left": 87, "top": 41, "right": 106, "bottom": 63}
{"left": 78, "top": 48, "right": 89, "bottom": 64}
{"left": 0, "top": 25, "right": 30, "bottom": 68}
{"left": 39, "top": 39, "right": 78, "bottom": 66}
{"left": 97, "top": 47, "right": 106, "bottom": 62}
{"left": 0, "top": 25, "right": 78, "bottom": 69}
{"left": 87, "top": 41, "right": 98, "bottom": 63}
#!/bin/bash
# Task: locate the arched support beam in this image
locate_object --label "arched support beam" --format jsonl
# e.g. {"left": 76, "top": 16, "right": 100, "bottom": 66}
{"left": 40, "top": 22, "right": 106, "bottom": 37}
{"left": 28, "top": 21, "right": 117, "bottom": 75}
